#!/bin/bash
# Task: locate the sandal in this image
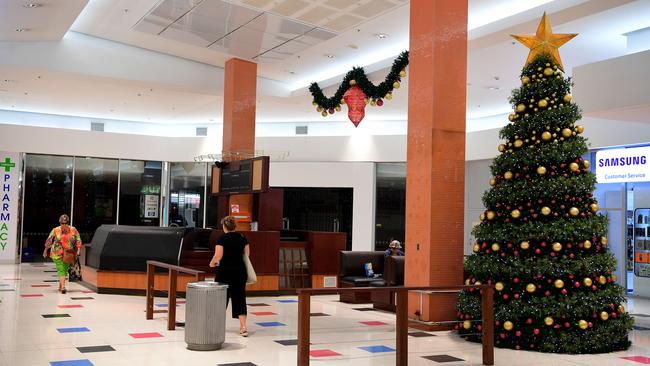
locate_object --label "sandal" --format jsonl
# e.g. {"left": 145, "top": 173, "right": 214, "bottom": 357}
{"left": 61, "top": 288, "right": 67, "bottom": 294}
{"left": 240, "top": 328, "right": 248, "bottom": 337}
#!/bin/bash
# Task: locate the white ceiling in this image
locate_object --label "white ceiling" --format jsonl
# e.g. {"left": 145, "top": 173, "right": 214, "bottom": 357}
{"left": 0, "top": 0, "right": 87, "bottom": 41}
{"left": 0, "top": 0, "right": 649, "bottom": 130}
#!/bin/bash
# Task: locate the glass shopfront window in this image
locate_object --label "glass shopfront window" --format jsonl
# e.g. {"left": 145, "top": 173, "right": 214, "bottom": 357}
{"left": 169, "top": 162, "right": 205, "bottom": 228}
{"left": 375, "top": 163, "right": 406, "bottom": 251}
{"left": 118, "top": 160, "right": 162, "bottom": 226}
{"left": 73, "top": 157, "right": 119, "bottom": 243}
{"left": 21, "top": 154, "right": 74, "bottom": 262}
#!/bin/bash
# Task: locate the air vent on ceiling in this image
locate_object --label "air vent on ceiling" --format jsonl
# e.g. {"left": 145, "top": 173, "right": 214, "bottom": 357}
{"left": 295, "top": 125, "right": 308, "bottom": 135}
{"left": 90, "top": 122, "right": 104, "bottom": 132}
{"left": 196, "top": 127, "right": 208, "bottom": 136}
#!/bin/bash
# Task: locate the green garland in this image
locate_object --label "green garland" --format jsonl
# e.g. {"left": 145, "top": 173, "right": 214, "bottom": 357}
{"left": 309, "top": 51, "right": 409, "bottom": 113}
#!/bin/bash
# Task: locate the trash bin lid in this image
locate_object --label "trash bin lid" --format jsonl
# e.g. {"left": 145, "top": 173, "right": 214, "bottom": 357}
{"left": 187, "top": 281, "right": 228, "bottom": 289}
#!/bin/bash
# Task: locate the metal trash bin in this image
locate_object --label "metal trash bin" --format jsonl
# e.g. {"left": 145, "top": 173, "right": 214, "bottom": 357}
{"left": 185, "top": 281, "right": 228, "bottom": 351}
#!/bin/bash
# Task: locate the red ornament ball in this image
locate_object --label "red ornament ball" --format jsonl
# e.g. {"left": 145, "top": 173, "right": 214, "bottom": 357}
{"left": 561, "top": 289, "right": 568, "bottom": 295}
{"left": 328, "top": 108, "right": 335, "bottom": 114}
{"left": 515, "top": 331, "right": 522, "bottom": 337}
{"left": 376, "top": 99, "right": 384, "bottom": 106}
{"left": 533, "top": 328, "right": 540, "bottom": 335}
{"left": 526, "top": 318, "right": 533, "bottom": 324}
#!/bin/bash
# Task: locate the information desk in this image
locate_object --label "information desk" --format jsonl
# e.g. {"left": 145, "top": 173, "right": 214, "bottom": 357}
{"left": 80, "top": 226, "right": 345, "bottom": 295}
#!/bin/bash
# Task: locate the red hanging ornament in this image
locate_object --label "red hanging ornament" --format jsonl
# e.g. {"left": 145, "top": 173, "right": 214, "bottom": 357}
{"left": 343, "top": 85, "right": 367, "bottom": 127}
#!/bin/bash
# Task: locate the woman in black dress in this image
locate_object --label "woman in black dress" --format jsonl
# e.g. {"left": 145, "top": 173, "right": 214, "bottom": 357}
{"left": 209, "top": 216, "right": 250, "bottom": 336}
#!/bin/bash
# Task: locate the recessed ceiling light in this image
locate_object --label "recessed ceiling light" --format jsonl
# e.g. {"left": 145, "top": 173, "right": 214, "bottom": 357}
{"left": 348, "top": 44, "right": 359, "bottom": 50}
{"left": 487, "top": 86, "right": 500, "bottom": 90}
{"left": 375, "top": 33, "right": 389, "bottom": 39}
{"left": 324, "top": 54, "right": 335, "bottom": 59}
{"left": 15, "top": 28, "right": 27, "bottom": 32}
{"left": 23, "top": 3, "right": 40, "bottom": 8}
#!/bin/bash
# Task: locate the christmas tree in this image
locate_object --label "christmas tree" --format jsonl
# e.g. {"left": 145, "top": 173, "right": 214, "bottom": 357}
{"left": 457, "top": 14, "right": 633, "bottom": 354}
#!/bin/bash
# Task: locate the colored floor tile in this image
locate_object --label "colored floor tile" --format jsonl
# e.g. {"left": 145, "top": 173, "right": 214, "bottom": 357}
{"left": 251, "top": 311, "right": 277, "bottom": 316}
{"left": 274, "top": 339, "right": 299, "bottom": 346}
{"left": 21, "top": 294, "right": 44, "bottom": 297}
{"left": 622, "top": 356, "right": 650, "bottom": 364}
{"left": 276, "top": 299, "right": 298, "bottom": 303}
{"left": 310, "top": 349, "right": 341, "bottom": 357}
{"left": 0, "top": 288, "right": 15, "bottom": 291}
{"left": 256, "top": 322, "right": 286, "bottom": 327}
{"left": 70, "top": 297, "right": 94, "bottom": 300}
{"left": 32, "top": 284, "right": 52, "bottom": 287}
{"left": 310, "top": 312, "right": 330, "bottom": 317}
{"left": 247, "top": 303, "right": 270, "bottom": 307}
{"left": 129, "top": 332, "right": 163, "bottom": 339}
{"left": 354, "top": 307, "right": 377, "bottom": 311}
{"left": 58, "top": 304, "right": 84, "bottom": 309}
{"left": 42, "top": 313, "right": 71, "bottom": 318}
{"left": 44, "top": 280, "right": 60, "bottom": 282}
{"left": 409, "top": 331, "right": 437, "bottom": 337}
{"left": 360, "top": 321, "right": 387, "bottom": 326}
{"left": 77, "top": 345, "right": 115, "bottom": 353}
{"left": 218, "top": 363, "right": 257, "bottom": 366}
{"left": 57, "top": 327, "right": 90, "bottom": 333}
{"left": 359, "top": 345, "right": 395, "bottom": 353}
{"left": 422, "top": 355, "right": 465, "bottom": 363}
{"left": 50, "top": 360, "right": 94, "bottom": 366}
{"left": 44, "top": 270, "right": 58, "bottom": 273}
{"left": 154, "top": 303, "right": 180, "bottom": 307}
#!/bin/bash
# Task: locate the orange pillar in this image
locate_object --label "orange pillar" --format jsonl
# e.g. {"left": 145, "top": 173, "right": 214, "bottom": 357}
{"left": 222, "top": 58, "right": 257, "bottom": 230}
{"left": 404, "top": 0, "right": 468, "bottom": 323}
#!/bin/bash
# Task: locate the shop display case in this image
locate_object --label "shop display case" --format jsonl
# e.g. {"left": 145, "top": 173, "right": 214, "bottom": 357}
{"left": 634, "top": 208, "right": 650, "bottom": 277}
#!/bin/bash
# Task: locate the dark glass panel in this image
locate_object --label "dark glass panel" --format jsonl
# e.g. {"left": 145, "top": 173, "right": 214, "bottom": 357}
{"left": 118, "top": 160, "right": 162, "bottom": 226}
{"left": 375, "top": 163, "right": 406, "bottom": 251}
{"left": 169, "top": 162, "right": 205, "bottom": 228}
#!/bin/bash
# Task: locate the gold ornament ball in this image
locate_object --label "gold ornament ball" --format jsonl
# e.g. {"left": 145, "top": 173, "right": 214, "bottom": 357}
{"left": 492, "top": 243, "right": 501, "bottom": 251}
{"left": 590, "top": 203, "right": 599, "bottom": 213}
{"left": 526, "top": 283, "right": 536, "bottom": 293}
{"left": 521, "top": 76, "right": 530, "bottom": 84}
{"left": 599, "top": 275, "right": 607, "bottom": 285}
{"left": 569, "top": 207, "right": 580, "bottom": 216}
{"left": 543, "top": 67, "right": 554, "bottom": 76}
{"left": 504, "top": 171, "right": 513, "bottom": 180}
{"left": 583, "top": 278, "right": 593, "bottom": 287}
{"left": 541, "top": 131, "right": 552, "bottom": 141}
{"left": 465, "top": 278, "right": 471, "bottom": 285}
{"left": 544, "top": 317, "right": 554, "bottom": 326}
{"left": 349, "top": 79, "right": 357, "bottom": 86}
{"left": 489, "top": 178, "right": 496, "bottom": 186}
{"left": 475, "top": 281, "right": 482, "bottom": 285}
{"left": 503, "top": 321, "right": 514, "bottom": 331}
{"left": 508, "top": 114, "right": 516, "bottom": 122}
{"left": 579, "top": 320, "right": 588, "bottom": 330}
{"left": 516, "top": 104, "right": 526, "bottom": 113}
{"left": 317, "top": 106, "right": 323, "bottom": 112}
{"left": 399, "top": 70, "right": 406, "bottom": 77}
{"left": 619, "top": 305, "right": 625, "bottom": 313}
{"left": 570, "top": 162, "right": 580, "bottom": 172}
{"left": 562, "top": 128, "right": 572, "bottom": 138}
{"left": 463, "top": 320, "right": 472, "bottom": 329}
{"left": 393, "top": 81, "right": 401, "bottom": 89}
{"left": 321, "top": 111, "right": 328, "bottom": 117}
{"left": 600, "top": 311, "right": 609, "bottom": 321}
{"left": 538, "top": 99, "right": 548, "bottom": 108}
{"left": 486, "top": 211, "right": 496, "bottom": 220}
{"left": 385, "top": 93, "right": 393, "bottom": 100}
{"left": 312, "top": 101, "right": 318, "bottom": 106}
{"left": 563, "top": 94, "right": 573, "bottom": 103}
{"left": 552, "top": 242, "right": 562, "bottom": 252}
{"left": 480, "top": 213, "right": 486, "bottom": 221}
{"left": 584, "top": 240, "right": 592, "bottom": 249}
{"left": 611, "top": 274, "right": 617, "bottom": 282}
{"left": 341, "top": 99, "right": 346, "bottom": 105}
{"left": 520, "top": 241, "right": 530, "bottom": 250}
{"left": 495, "top": 282, "right": 504, "bottom": 291}
{"left": 473, "top": 244, "right": 480, "bottom": 253}
{"left": 576, "top": 125, "right": 585, "bottom": 134}
{"left": 601, "top": 236, "right": 608, "bottom": 246}
{"left": 498, "top": 144, "right": 506, "bottom": 152}
{"left": 370, "top": 99, "right": 377, "bottom": 107}
{"left": 541, "top": 207, "right": 551, "bottom": 216}
{"left": 554, "top": 279, "right": 564, "bottom": 289}
{"left": 537, "top": 166, "right": 547, "bottom": 175}
{"left": 514, "top": 139, "right": 524, "bottom": 148}
{"left": 510, "top": 210, "right": 521, "bottom": 219}
{"left": 584, "top": 160, "right": 591, "bottom": 169}
{"left": 335, "top": 105, "right": 341, "bottom": 112}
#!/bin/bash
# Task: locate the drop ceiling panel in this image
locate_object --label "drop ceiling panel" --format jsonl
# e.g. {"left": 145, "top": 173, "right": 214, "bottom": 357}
{"left": 296, "top": 28, "right": 338, "bottom": 45}
{"left": 297, "top": 6, "right": 332, "bottom": 25}
{"left": 133, "top": 0, "right": 199, "bottom": 35}
{"left": 211, "top": 26, "right": 287, "bottom": 54}
{"left": 270, "top": 0, "right": 311, "bottom": 17}
{"left": 324, "top": 0, "right": 353, "bottom": 9}
{"left": 270, "top": 39, "right": 312, "bottom": 55}
{"left": 245, "top": 12, "right": 313, "bottom": 39}
{"left": 243, "top": 0, "right": 274, "bottom": 8}
{"left": 350, "top": 0, "right": 396, "bottom": 18}
{"left": 254, "top": 50, "right": 288, "bottom": 63}
{"left": 324, "top": 14, "right": 365, "bottom": 32}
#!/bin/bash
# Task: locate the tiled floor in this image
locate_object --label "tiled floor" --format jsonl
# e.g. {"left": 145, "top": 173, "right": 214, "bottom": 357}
{"left": 3, "top": 263, "right": 650, "bottom": 365}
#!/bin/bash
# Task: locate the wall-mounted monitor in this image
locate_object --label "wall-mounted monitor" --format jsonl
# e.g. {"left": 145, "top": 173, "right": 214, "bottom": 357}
{"left": 211, "top": 156, "right": 269, "bottom": 195}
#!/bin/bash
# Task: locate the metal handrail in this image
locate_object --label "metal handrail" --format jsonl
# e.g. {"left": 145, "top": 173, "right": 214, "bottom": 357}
{"left": 296, "top": 285, "right": 494, "bottom": 366}
{"left": 145, "top": 260, "right": 206, "bottom": 330}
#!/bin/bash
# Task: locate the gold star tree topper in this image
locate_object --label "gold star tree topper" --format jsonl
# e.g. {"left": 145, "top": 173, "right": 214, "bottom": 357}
{"left": 511, "top": 13, "right": 577, "bottom": 71}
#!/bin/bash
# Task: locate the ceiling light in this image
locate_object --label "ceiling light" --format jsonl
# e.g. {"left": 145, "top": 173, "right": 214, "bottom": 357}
{"left": 375, "top": 33, "right": 389, "bottom": 39}
{"left": 15, "top": 28, "right": 27, "bottom": 32}
{"left": 487, "top": 86, "right": 500, "bottom": 91}
{"left": 324, "top": 54, "right": 335, "bottom": 59}
{"left": 23, "top": 3, "right": 40, "bottom": 8}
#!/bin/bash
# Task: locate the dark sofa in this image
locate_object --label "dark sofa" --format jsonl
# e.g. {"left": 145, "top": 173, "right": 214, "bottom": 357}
{"left": 338, "top": 251, "right": 385, "bottom": 303}
{"left": 371, "top": 255, "right": 405, "bottom": 311}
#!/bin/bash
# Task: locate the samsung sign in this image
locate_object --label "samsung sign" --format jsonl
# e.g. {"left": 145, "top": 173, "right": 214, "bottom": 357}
{"left": 596, "top": 146, "right": 650, "bottom": 183}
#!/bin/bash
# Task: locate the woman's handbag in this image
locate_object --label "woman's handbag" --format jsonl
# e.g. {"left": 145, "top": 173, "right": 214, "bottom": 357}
{"left": 243, "top": 254, "right": 257, "bottom": 284}
{"left": 62, "top": 248, "right": 76, "bottom": 265}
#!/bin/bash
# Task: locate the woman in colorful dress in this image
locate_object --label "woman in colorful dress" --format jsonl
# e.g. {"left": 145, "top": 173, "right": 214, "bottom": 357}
{"left": 43, "top": 214, "right": 82, "bottom": 294}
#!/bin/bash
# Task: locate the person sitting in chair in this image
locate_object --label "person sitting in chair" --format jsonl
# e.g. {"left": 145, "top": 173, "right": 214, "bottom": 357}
{"left": 384, "top": 240, "right": 404, "bottom": 257}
